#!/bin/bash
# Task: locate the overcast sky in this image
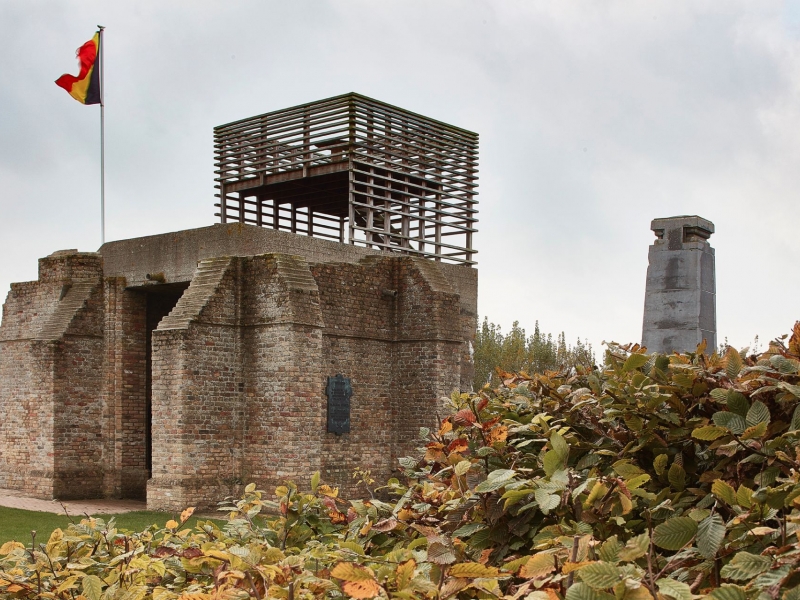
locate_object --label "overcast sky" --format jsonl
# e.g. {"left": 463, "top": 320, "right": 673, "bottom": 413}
{"left": 2, "top": 1, "right": 799, "bottom": 354}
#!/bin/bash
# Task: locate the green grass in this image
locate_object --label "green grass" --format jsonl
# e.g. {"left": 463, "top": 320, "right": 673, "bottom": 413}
{"left": 0, "top": 506, "right": 226, "bottom": 545}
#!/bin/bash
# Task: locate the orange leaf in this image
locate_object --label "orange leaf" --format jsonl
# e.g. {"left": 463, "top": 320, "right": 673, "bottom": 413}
{"left": 482, "top": 417, "right": 500, "bottom": 430}
{"left": 790, "top": 321, "right": 800, "bottom": 357}
{"left": 180, "top": 507, "right": 196, "bottom": 523}
{"left": 439, "top": 420, "right": 453, "bottom": 435}
{"left": 488, "top": 425, "right": 508, "bottom": 444}
{"left": 342, "top": 579, "right": 381, "bottom": 599}
{"left": 447, "top": 438, "right": 469, "bottom": 453}
{"left": 165, "top": 520, "right": 178, "bottom": 529}
{"left": 329, "top": 510, "right": 347, "bottom": 524}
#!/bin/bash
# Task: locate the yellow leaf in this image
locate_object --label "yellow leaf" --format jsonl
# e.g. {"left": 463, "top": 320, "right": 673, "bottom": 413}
{"left": 449, "top": 562, "right": 501, "bottom": 578}
{"left": 0, "top": 541, "right": 24, "bottom": 555}
{"left": 359, "top": 521, "right": 372, "bottom": 536}
{"left": 342, "top": 579, "right": 382, "bottom": 599}
{"left": 396, "top": 559, "right": 416, "bottom": 590}
{"left": 166, "top": 520, "right": 179, "bottom": 529}
{"left": 319, "top": 485, "right": 339, "bottom": 498}
{"left": 623, "top": 586, "right": 653, "bottom": 600}
{"left": 397, "top": 508, "right": 414, "bottom": 521}
{"left": 331, "top": 562, "right": 376, "bottom": 582}
{"left": 180, "top": 507, "right": 196, "bottom": 523}
{"left": 519, "top": 553, "right": 555, "bottom": 579}
{"left": 562, "top": 561, "right": 594, "bottom": 575}
{"left": 618, "top": 491, "right": 633, "bottom": 514}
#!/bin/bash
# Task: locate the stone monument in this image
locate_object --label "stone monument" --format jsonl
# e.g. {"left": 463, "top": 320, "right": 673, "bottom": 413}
{"left": 642, "top": 215, "right": 716, "bottom": 354}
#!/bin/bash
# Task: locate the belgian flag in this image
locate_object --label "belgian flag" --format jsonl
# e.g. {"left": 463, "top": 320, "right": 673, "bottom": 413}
{"left": 55, "top": 32, "right": 101, "bottom": 105}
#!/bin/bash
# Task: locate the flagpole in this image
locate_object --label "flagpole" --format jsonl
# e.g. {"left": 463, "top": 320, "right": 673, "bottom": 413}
{"left": 98, "top": 25, "right": 105, "bottom": 245}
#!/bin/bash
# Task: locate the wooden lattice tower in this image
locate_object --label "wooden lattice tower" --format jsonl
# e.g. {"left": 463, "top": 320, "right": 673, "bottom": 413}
{"left": 214, "top": 93, "right": 478, "bottom": 265}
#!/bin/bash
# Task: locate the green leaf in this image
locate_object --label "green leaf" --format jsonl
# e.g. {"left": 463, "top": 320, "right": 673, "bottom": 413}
{"left": 668, "top": 463, "right": 686, "bottom": 491}
{"left": 623, "top": 353, "right": 650, "bottom": 372}
{"left": 502, "top": 489, "right": 534, "bottom": 510}
{"left": 735, "top": 485, "right": 753, "bottom": 509}
{"left": 712, "top": 479, "right": 737, "bottom": 505}
{"left": 452, "top": 523, "right": 487, "bottom": 537}
{"left": 712, "top": 411, "right": 746, "bottom": 435}
{"left": 652, "top": 517, "right": 697, "bottom": 551}
{"left": 719, "top": 551, "right": 771, "bottom": 581}
{"left": 565, "top": 582, "right": 616, "bottom": 600}
{"left": 791, "top": 405, "right": 800, "bottom": 431}
{"left": 746, "top": 400, "right": 770, "bottom": 427}
{"left": 534, "top": 489, "right": 560, "bottom": 514}
{"left": 654, "top": 454, "right": 669, "bottom": 476}
{"left": 612, "top": 461, "right": 645, "bottom": 479}
{"left": 550, "top": 431, "right": 569, "bottom": 461}
{"left": 597, "top": 536, "right": 621, "bottom": 563}
{"left": 474, "top": 469, "right": 516, "bottom": 493}
{"left": 578, "top": 561, "right": 621, "bottom": 590}
{"left": 656, "top": 578, "right": 692, "bottom": 600}
{"left": 542, "top": 450, "right": 565, "bottom": 477}
{"left": 617, "top": 533, "right": 649, "bottom": 562}
{"left": 626, "top": 474, "right": 651, "bottom": 489}
{"left": 753, "top": 564, "right": 791, "bottom": 589}
{"left": 726, "top": 391, "right": 749, "bottom": 417}
{"left": 82, "top": 575, "right": 105, "bottom": 600}
{"left": 710, "top": 388, "right": 728, "bottom": 401}
{"left": 696, "top": 513, "right": 725, "bottom": 559}
{"left": 726, "top": 351, "right": 743, "bottom": 379}
{"left": 692, "top": 425, "right": 728, "bottom": 441}
{"left": 310, "top": 471, "right": 320, "bottom": 493}
{"left": 707, "top": 584, "right": 747, "bottom": 600}
{"left": 783, "top": 586, "right": 800, "bottom": 600}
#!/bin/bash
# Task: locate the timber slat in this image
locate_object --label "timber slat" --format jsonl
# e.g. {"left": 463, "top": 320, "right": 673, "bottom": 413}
{"left": 214, "top": 93, "right": 478, "bottom": 265}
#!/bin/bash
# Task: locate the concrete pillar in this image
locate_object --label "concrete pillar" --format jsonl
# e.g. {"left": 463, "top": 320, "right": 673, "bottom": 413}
{"left": 642, "top": 215, "right": 716, "bottom": 354}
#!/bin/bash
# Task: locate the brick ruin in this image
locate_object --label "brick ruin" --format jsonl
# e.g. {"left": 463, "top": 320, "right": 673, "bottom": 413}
{"left": 0, "top": 94, "right": 479, "bottom": 510}
{"left": 0, "top": 224, "right": 477, "bottom": 509}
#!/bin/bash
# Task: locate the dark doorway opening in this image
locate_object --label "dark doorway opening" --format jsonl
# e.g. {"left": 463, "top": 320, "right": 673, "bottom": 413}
{"left": 144, "top": 283, "right": 189, "bottom": 477}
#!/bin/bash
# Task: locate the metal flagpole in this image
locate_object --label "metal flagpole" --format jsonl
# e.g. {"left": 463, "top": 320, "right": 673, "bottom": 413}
{"left": 98, "top": 25, "right": 105, "bottom": 245}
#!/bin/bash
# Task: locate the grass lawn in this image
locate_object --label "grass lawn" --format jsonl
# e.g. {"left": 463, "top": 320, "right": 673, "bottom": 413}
{"left": 0, "top": 506, "right": 227, "bottom": 545}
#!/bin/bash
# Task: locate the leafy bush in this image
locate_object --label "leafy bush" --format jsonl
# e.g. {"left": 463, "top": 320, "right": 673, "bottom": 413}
{"left": 2, "top": 323, "right": 800, "bottom": 600}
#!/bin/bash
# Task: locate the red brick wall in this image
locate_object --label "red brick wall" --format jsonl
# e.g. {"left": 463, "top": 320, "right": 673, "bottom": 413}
{"left": 1, "top": 243, "right": 476, "bottom": 510}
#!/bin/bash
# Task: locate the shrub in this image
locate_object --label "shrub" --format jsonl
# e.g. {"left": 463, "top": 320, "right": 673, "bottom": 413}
{"left": 1, "top": 323, "right": 799, "bottom": 600}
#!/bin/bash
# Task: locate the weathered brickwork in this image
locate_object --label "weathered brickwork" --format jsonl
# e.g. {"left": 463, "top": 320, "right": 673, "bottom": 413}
{"left": 0, "top": 225, "right": 477, "bottom": 510}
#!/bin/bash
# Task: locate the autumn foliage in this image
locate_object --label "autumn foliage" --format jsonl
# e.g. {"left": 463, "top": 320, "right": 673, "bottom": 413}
{"left": 2, "top": 323, "right": 800, "bottom": 600}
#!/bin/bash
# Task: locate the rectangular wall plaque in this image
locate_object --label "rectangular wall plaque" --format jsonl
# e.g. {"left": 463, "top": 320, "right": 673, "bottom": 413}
{"left": 326, "top": 374, "right": 352, "bottom": 435}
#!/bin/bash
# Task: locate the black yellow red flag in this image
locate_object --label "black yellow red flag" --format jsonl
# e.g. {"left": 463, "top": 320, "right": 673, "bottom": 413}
{"left": 55, "top": 32, "right": 101, "bottom": 105}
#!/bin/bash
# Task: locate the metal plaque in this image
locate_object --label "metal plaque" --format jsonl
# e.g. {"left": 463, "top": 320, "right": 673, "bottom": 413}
{"left": 326, "top": 374, "right": 352, "bottom": 435}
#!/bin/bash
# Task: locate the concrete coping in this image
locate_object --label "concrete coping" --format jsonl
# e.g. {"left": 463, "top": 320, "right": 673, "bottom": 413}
{"left": 651, "top": 215, "right": 714, "bottom": 243}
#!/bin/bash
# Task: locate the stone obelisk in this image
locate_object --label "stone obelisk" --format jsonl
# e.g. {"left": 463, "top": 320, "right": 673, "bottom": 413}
{"left": 642, "top": 215, "right": 716, "bottom": 354}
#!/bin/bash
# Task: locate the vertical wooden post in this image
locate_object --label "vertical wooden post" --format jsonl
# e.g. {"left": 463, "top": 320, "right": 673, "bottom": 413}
{"left": 219, "top": 183, "right": 227, "bottom": 224}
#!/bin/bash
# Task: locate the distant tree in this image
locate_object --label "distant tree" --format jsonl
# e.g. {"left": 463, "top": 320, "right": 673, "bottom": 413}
{"left": 473, "top": 318, "right": 595, "bottom": 388}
